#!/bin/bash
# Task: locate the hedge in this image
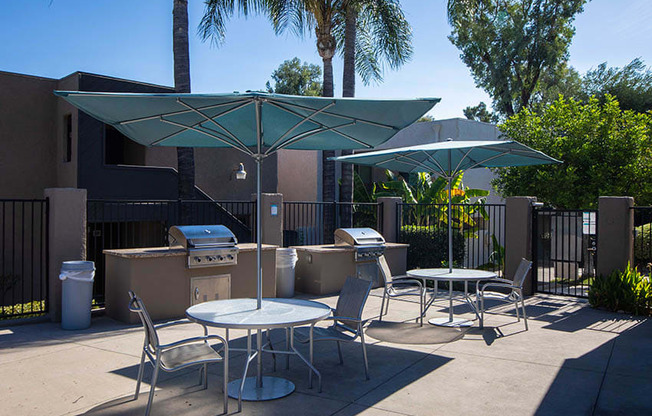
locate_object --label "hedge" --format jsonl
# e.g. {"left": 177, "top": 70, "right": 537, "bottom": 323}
{"left": 400, "top": 225, "right": 465, "bottom": 270}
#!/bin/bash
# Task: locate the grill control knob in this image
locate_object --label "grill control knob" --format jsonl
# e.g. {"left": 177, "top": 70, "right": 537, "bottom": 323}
{"left": 218, "top": 256, "right": 224, "bottom": 262}
{"left": 227, "top": 255, "right": 234, "bottom": 260}
{"left": 194, "top": 257, "right": 202, "bottom": 263}
{"left": 207, "top": 256, "right": 214, "bottom": 262}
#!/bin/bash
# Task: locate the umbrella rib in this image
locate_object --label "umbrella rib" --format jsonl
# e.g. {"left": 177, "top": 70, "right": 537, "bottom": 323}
{"left": 176, "top": 98, "right": 251, "bottom": 151}
{"left": 264, "top": 101, "right": 336, "bottom": 155}
{"left": 155, "top": 117, "right": 254, "bottom": 156}
{"left": 271, "top": 122, "right": 358, "bottom": 151}
{"left": 118, "top": 98, "right": 251, "bottom": 125}
{"left": 271, "top": 100, "right": 398, "bottom": 131}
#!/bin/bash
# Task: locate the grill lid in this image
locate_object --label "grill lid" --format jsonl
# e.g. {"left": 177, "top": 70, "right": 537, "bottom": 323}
{"left": 334, "top": 228, "right": 385, "bottom": 246}
{"left": 168, "top": 225, "right": 238, "bottom": 249}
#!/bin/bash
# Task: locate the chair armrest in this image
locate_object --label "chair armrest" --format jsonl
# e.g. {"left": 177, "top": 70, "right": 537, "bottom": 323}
{"left": 158, "top": 334, "right": 227, "bottom": 350}
{"left": 327, "top": 315, "right": 363, "bottom": 323}
{"left": 478, "top": 281, "right": 521, "bottom": 295}
{"left": 388, "top": 278, "right": 424, "bottom": 289}
{"left": 155, "top": 319, "right": 195, "bottom": 330}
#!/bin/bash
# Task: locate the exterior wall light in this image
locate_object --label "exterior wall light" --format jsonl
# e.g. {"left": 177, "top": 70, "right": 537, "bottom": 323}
{"left": 233, "top": 163, "right": 247, "bottom": 180}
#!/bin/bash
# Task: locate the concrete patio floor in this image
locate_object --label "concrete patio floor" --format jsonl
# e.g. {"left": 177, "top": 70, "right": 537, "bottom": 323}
{"left": 2, "top": 289, "right": 651, "bottom": 416}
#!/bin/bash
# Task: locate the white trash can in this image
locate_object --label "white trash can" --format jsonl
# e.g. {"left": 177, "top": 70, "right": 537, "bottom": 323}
{"left": 60, "top": 261, "right": 95, "bottom": 330}
{"left": 276, "top": 248, "right": 298, "bottom": 298}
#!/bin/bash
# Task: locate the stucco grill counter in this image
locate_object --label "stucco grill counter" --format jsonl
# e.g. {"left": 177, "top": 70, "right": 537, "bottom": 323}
{"left": 292, "top": 228, "right": 408, "bottom": 295}
{"left": 104, "top": 225, "right": 278, "bottom": 324}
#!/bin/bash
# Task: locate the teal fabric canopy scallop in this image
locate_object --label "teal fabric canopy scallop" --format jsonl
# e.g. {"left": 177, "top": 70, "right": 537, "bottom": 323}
{"left": 329, "top": 139, "right": 561, "bottom": 176}
{"left": 53, "top": 91, "right": 440, "bottom": 156}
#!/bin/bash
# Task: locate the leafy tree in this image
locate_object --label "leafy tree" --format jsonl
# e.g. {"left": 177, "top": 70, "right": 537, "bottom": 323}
{"left": 583, "top": 58, "right": 652, "bottom": 113}
{"left": 417, "top": 115, "right": 435, "bottom": 122}
{"left": 447, "top": 0, "right": 586, "bottom": 116}
{"left": 529, "top": 63, "right": 583, "bottom": 110}
{"left": 463, "top": 102, "right": 499, "bottom": 123}
{"left": 494, "top": 95, "right": 652, "bottom": 209}
{"left": 265, "top": 57, "right": 322, "bottom": 96}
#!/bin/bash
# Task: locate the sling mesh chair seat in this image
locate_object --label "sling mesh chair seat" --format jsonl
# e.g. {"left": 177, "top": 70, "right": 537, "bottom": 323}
{"left": 128, "top": 291, "right": 229, "bottom": 416}
{"left": 476, "top": 259, "right": 532, "bottom": 330}
{"left": 377, "top": 255, "right": 426, "bottom": 326}
{"left": 294, "top": 276, "right": 374, "bottom": 381}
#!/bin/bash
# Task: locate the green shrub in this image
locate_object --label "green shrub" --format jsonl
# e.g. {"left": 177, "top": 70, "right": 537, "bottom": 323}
{"left": 634, "top": 223, "right": 652, "bottom": 268}
{"left": 588, "top": 264, "right": 652, "bottom": 316}
{"left": 400, "top": 225, "right": 465, "bottom": 270}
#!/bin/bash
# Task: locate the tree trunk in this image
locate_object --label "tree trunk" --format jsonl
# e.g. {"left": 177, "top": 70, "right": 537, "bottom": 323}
{"left": 340, "top": 6, "right": 357, "bottom": 228}
{"left": 322, "top": 55, "right": 336, "bottom": 241}
{"left": 173, "top": 0, "right": 195, "bottom": 224}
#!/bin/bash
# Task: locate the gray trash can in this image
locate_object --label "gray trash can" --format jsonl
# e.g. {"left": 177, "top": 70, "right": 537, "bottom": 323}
{"left": 60, "top": 261, "right": 95, "bottom": 330}
{"left": 276, "top": 248, "right": 298, "bottom": 298}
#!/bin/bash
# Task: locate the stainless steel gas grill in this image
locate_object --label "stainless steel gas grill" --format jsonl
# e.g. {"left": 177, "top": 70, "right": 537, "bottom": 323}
{"left": 168, "top": 225, "right": 238, "bottom": 268}
{"left": 334, "top": 228, "right": 386, "bottom": 281}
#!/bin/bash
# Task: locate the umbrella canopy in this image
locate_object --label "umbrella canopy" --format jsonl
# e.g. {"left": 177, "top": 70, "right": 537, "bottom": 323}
{"left": 54, "top": 90, "right": 440, "bottom": 308}
{"left": 54, "top": 91, "right": 439, "bottom": 155}
{"left": 330, "top": 139, "right": 561, "bottom": 272}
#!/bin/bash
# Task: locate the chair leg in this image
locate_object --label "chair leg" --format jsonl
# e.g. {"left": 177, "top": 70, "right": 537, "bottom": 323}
{"left": 223, "top": 344, "right": 229, "bottom": 415}
{"left": 336, "top": 341, "right": 343, "bottom": 365}
{"left": 514, "top": 300, "right": 521, "bottom": 321}
{"left": 134, "top": 349, "right": 146, "bottom": 400}
{"left": 480, "top": 294, "right": 485, "bottom": 329}
{"left": 521, "top": 297, "right": 529, "bottom": 331}
{"left": 419, "top": 289, "right": 425, "bottom": 327}
{"left": 359, "top": 331, "right": 370, "bottom": 381}
{"left": 203, "top": 363, "right": 208, "bottom": 390}
{"left": 267, "top": 329, "right": 277, "bottom": 371}
{"left": 379, "top": 289, "right": 387, "bottom": 321}
{"left": 285, "top": 327, "right": 290, "bottom": 370}
{"left": 145, "top": 359, "right": 161, "bottom": 416}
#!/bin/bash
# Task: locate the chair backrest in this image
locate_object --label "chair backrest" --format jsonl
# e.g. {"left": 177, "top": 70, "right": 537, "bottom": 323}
{"left": 376, "top": 255, "right": 393, "bottom": 285}
{"left": 128, "top": 291, "right": 160, "bottom": 353}
{"left": 334, "top": 277, "right": 373, "bottom": 332}
{"left": 512, "top": 259, "right": 533, "bottom": 288}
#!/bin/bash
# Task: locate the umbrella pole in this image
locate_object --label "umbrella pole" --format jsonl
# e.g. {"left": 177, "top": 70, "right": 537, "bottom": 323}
{"left": 448, "top": 176, "right": 453, "bottom": 274}
{"left": 256, "top": 156, "right": 262, "bottom": 310}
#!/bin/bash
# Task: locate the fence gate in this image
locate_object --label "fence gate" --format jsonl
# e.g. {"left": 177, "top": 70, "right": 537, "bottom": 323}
{"left": 532, "top": 208, "right": 597, "bottom": 297}
{"left": 1, "top": 199, "right": 49, "bottom": 319}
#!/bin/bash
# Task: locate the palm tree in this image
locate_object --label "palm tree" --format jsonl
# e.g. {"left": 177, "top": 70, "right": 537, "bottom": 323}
{"left": 173, "top": 0, "right": 195, "bottom": 223}
{"left": 339, "top": 0, "right": 413, "bottom": 227}
{"left": 267, "top": 0, "right": 339, "bottom": 240}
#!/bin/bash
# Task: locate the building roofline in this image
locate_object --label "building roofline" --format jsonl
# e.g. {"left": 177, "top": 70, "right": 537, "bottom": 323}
{"left": 70, "top": 71, "right": 174, "bottom": 90}
{"left": 0, "top": 70, "right": 58, "bottom": 82}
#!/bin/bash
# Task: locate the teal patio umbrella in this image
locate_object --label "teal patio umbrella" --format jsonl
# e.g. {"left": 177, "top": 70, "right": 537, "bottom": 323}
{"left": 330, "top": 139, "right": 561, "bottom": 272}
{"left": 54, "top": 90, "right": 440, "bottom": 308}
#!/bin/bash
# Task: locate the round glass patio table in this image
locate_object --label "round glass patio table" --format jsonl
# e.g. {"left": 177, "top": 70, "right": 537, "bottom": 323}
{"left": 186, "top": 298, "right": 331, "bottom": 405}
{"left": 407, "top": 268, "right": 496, "bottom": 327}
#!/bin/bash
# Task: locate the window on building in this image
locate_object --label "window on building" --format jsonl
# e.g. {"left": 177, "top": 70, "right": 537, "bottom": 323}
{"left": 104, "top": 125, "right": 146, "bottom": 166}
{"left": 63, "top": 114, "right": 72, "bottom": 163}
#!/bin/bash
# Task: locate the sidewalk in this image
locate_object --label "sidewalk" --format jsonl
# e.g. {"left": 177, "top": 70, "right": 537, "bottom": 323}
{"left": 1, "top": 291, "right": 650, "bottom": 415}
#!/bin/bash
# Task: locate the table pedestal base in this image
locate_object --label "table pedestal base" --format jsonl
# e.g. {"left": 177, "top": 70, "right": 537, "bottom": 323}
{"left": 428, "top": 317, "right": 473, "bottom": 327}
{"left": 228, "top": 376, "right": 295, "bottom": 401}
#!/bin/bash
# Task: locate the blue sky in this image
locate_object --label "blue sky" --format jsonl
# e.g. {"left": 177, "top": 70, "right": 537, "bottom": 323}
{"left": 1, "top": 0, "right": 650, "bottom": 119}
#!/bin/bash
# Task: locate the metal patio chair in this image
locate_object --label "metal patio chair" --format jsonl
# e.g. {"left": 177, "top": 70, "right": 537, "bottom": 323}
{"left": 377, "top": 254, "right": 427, "bottom": 326}
{"left": 128, "top": 291, "right": 229, "bottom": 416}
{"left": 476, "top": 259, "right": 532, "bottom": 330}
{"left": 295, "top": 276, "right": 373, "bottom": 381}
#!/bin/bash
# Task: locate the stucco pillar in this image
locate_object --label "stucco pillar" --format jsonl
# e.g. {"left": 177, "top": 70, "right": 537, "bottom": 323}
{"left": 505, "top": 197, "right": 536, "bottom": 295}
{"left": 378, "top": 197, "right": 402, "bottom": 243}
{"left": 44, "top": 188, "right": 87, "bottom": 322}
{"left": 252, "top": 193, "right": 283, "bottom": 247}
{"left": 597, "top": 196, "right": 634, "bottom": 277}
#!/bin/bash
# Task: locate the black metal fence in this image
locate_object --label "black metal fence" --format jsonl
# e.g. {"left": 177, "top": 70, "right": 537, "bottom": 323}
{"left": 87, "top": 199, "right": 255, "bottom": 305}
{"left": 633, "top": 207, "right": 652, "bottom": 272}
{"left": 397, "top": 203, "right": 506, "bottom": 276}
{"left": 1, "top": 199, "right": 49, "bottom": 319}
{"left": 283, "top": 202, "right": 383, "bottom": 246}
{"left": 532, "top": 209, "right": 597, "bottom": 298}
